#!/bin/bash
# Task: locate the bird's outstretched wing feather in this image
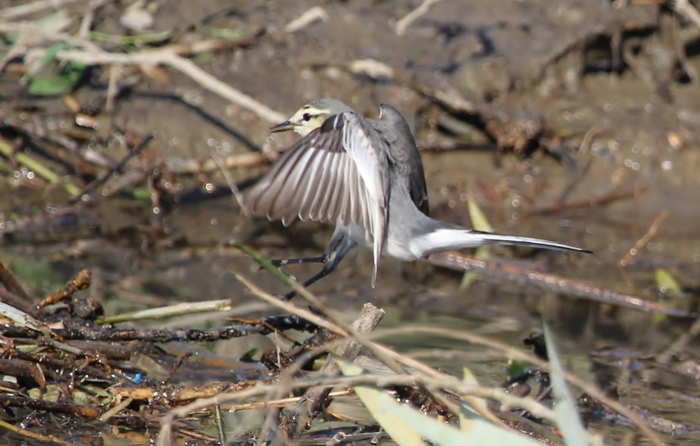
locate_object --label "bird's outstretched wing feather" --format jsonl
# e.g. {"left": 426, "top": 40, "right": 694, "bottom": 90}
{"left": 246, "top": 112, "right": 390, "bottom": 284}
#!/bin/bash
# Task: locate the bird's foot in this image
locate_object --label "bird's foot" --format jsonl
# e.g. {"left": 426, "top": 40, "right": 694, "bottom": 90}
{"left": 260, "top": 256, "right": 328, "bottom": 271}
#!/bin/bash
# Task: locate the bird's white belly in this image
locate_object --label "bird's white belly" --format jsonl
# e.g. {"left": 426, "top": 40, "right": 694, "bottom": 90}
{"left": 340, "top": 221, "right": 417, "bottom": 262}
{"left": 341, "top": 221, "right": 373, "bottom": 249}
{"left": 384, "top": 232, "right": 419, "bottom": 261}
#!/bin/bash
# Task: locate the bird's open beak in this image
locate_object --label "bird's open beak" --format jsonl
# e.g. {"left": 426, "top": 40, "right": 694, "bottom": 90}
{"left": 270, "top": 120, "right": 296, "bottom": 133}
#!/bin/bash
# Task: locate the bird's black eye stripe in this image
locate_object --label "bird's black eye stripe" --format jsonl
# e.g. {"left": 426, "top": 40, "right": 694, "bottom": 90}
{"left": 302, "top": 113, "right": 312, "bottom": 121}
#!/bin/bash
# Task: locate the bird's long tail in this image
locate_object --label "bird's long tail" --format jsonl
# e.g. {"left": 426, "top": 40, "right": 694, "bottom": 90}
{"left": 410, "top": 226, "right": 591, "bottom": 258}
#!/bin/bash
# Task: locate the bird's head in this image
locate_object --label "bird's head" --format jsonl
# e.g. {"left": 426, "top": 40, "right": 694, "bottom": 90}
{"left": 270, "top": 98, "right": 353, "bottom": 137}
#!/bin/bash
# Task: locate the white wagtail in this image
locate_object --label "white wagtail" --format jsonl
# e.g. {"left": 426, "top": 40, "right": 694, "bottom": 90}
{"left": 245, "top": 99, "right": 590, "bottom": 299}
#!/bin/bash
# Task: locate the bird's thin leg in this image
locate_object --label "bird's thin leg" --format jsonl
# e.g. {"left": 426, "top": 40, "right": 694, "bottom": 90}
{"left": 268, "top": 256, "right": 327, "bottom": 267}
{"left": 279, "top": 232, "right": 356, "bottom": 301}
{"left": 278, "top": 258, "right": 342, "bottom": 302}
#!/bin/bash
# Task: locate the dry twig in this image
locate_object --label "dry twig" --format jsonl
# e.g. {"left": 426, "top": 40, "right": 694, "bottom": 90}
{"left": 529, "top": 185, "right": 649, "bottom": 215}
{"left": 428, "top": 251, "right": 692, "bottom": 317}
{"left": 0, "top": 418, "right": 74, "bottom": 446}
{"left": 619, "top": 210, "right": 670, "bottom": 267}
{"left": 284, "top": 6, "right": 329, "bottom": 33}
{"left": 395, "top": 0, "right": 443, "bottom": 35}
{"left": 164, "top": 152, "right": 267, "bottom": 174}
{"left": 55, "top": 48, "right": 286, "bottom": 124}
{"left": 673, "top": 0, "right": 700, "bottom": 29}
{"left": 0, "top": 0, "right": 85, "bottom": 20}
{"left": 211, "top": 151, "right": 252, "bottom": 219}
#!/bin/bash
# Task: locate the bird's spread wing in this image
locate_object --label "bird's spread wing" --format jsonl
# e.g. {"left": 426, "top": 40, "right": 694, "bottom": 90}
{"left": 246, "top": 112, "right": 389, "bottom": 283}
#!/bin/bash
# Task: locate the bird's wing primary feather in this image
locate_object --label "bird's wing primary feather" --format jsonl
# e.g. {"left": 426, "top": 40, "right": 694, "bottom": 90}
{"left": 246, "top": 112, "right": 390, "bottom": 284}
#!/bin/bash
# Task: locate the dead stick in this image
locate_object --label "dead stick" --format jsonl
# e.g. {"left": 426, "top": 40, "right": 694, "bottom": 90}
{"left": 164, "top": 152, "right": 267, "bottom": 174}
{"left": 428, "top": 252, "right": 692, "bottom": 317}
{"left": 528, "top": 185, "right": 649, "bottom": 216}
{"left": 0, "top": 395, "right": 100, "bottom": 419}
{"left": 556, "top": 124, "right": 602, "bottom": 204}
{"left": 0, "top": 285, "right": 36, "bottom": 316}
{"left": 0, "top": 359, "right": 45, "bottom": 387}
{"left": 0, "top": 418, "right": 74, "bottom": 446}
{"left": 113, "top": 381, "right": 257, "bottom": 403}
{"left": 0, "top": 259, "right": 31, "bottom": 301}
{"left": 0, "top": 315, "right": 316, "bottom": 341}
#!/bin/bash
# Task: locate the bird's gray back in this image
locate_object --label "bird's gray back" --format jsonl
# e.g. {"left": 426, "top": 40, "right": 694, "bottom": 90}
{"left": 308, "top": 98, "right": 354, "bottom": 114}
{"left": 373, "top": 104, "right": 429, "bottom": 216}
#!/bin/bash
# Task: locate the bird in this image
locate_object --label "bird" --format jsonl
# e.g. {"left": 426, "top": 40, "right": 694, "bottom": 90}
{"left": 245, "top": 98, "right": 591, "bottom": 299}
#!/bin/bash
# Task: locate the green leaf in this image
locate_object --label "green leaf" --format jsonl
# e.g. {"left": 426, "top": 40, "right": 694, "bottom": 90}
{"left": 460, "top": 193, "right": 494, "bottom": 290}
{"left": 205, "top": 27, "right": 246, "bottom": 41}
{"left": 655, "top": 268, "right": 682, "bottom": 299}
{"left": 506, "top": 359, "right": 526, "bottom": 381}
{"left": 459, "top": 366, "right": 495, "bottom": 430}
{"left": 88, "top": 30, "right": 172, "bottom": 46}
{"left": 467, "top": 195, "right": 494, "bottom": 233}
{"left": 650, "top": 311, "right": 666, "bottom": 325}
{"left": 336, "top": 359, "right": 424, "bottom": 446}
{"left": 337, "top": 358, "right": 544, "bottom": 446}
{"left": 542, "top": 322, "right": 589, "bottom": 446}
{"left": 36, "top": 43, "right": 66, "bottom": 66}
{"left": 27, "top": 74, "right": 75, "bottom": 96}
{"left": 240, "top": 347, "right": 259, "bottom": 362}
{"left": 193, "top": 52, "right": 215, "bottom": 62}
{"left": 26, "top": 59, "right": 85, "bottom": 96}
{"left": 22, "top": 42, "right": 71, "bottom": 82}
{"left": 652, "top": 268, "right": 684, "bottom": 324}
